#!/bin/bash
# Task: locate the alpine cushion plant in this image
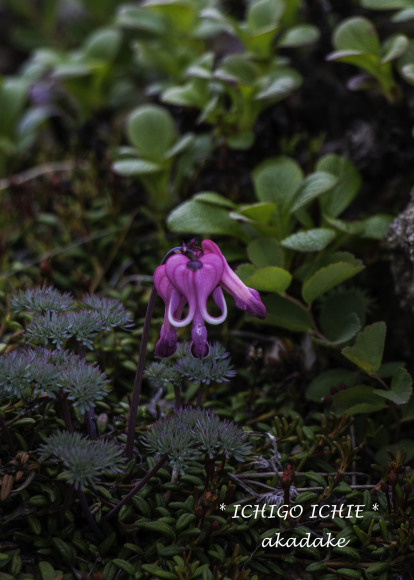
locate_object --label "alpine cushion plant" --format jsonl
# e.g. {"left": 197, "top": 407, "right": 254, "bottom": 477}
{"left": 154, "top": 239, "right": 267, "bottom": 359}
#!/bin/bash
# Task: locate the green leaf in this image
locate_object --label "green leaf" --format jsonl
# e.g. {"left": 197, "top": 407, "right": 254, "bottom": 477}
{"left": 112, "top": 159, "right": 161, "bottom": 176}
{"left": 393, "top": 8, "right": 414, "bottom": 22}
{"left": 361, "top": 214, "right": 394, "bottom": 239}
{"left": 193, "top": 192, "right": 236, "bottom": 209}
{"left": 381, "top": 34, "right": 409, "bottom": 63}
{"left": 400, "top": 63, "right": 414, "bottom": 83}
{"left": 317, "top": 154, "right": 361, "bottom": 217}
{"left": 261, "top": 294, "right": 312, "bottom": 332}
{"left": 361, "top": 0, "right": 414, "bottom": 9}
{"left": 141, "top": 564, "right": 177, "bottom": 580}
{"left": 237, "top": 203, "right": 277, "bottom": 224}
{"left": 165, "top": 133, "right": 194, "bottom": 159}
{"left": 167, "top": 199, "right": 247, "bottom": 240}
{"left": 324, "top": 215, "right": 364, "bottom": 235}
{"left": 145, "top": 0, "right": 196, "bottom": 33}
{"left": 227, "top": 130, "right": 255, "bottom": 150}
{"left": 38, "top": 561, "right": 58, "bottom": 580}
{"left": 83, "top": 27, "right": 122, "bottom": 61}
{"left": 319, "top": 313, "right": 361, "bottom": 345}
{"left": 290, "top": 172, "right": 338, "bottom": 212}
{"left": 255, "top": 69, "right": 302, "bottom": 101}
{"left": 402, "top": 395, "right": 414, "bottom": 422}
{"left": 281, "top": 228, "right": 336, "bottom": 252}
{"left": 302, "top": 261, "right": 364, "bottom": 305}
{"left": 342, "top": 322, "right": 386, "bottom": 374}
{"left": 247, "top": 238, "right": 284, "bottom": 267}
{"left": 52, "top": 63, "right": 91, "bottom": 79}
{"left": 235, "top": 263, "right": 256, "bottom": 282}
{"left": 332, "top": 385, "right": 386, "bottom": 415}
{"left": 112, "top": 559, "right": 136, "bottom": 576}
{"left": 332, "top": 17, "right": 381, "bottom": 57}
{"left": 245, "top": 266, "right": 292, "bottom": 293}
{"left": 374, "top": 367, "right": 413, "bottom": 404}
{"left": 300, "top": 251, "right": 362, "bottom": 283}
{"left": 215, "top": 55, "right": 257, "bottom": 85}
{"left": 0, "top": 77, "right": 28, "bottom": 139}
{"left": 115, "top": 5, "right": 166, "bottom": 34}
{"left": 247, "top": 0, "right": 284, "bottom": 32}
{"left": 306, "top": 369, "right": 358, "bottom": 402}
{"left": 162, "top": 82, "right": 206, "bottom": 108}
{"left": 127, "top": 105, "right": 177, "bottom": 163}
{"left": 279, "top": 25, "right": 320, "bottom": 47}
{"left": 253, "top": 156, "right": 303, "bottom": 211}
{"left": 319, "top": 288, "right": 370, "bottom": 339}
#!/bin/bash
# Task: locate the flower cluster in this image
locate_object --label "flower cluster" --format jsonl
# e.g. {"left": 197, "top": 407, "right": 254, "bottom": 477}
{"left": 154, "top": 240, "right": 266, "bottom": 359}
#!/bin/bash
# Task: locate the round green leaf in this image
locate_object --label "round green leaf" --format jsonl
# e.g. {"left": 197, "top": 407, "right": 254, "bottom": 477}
{"left": 253, "top": 156, "right": 303, "bottom": 211}
{"left": 382, "top": 34, "right": 409, "bottom": 64}
{"left": 333, "top": 17, "right": 380, "bottom": 56}
{"left": 83, "top": 28, "right": 122, "bottom": 61}
{"left": 247, "top": 0, "right": 284, "bottom": 32}
{"left": 245, "top": 266, "right": 292, "bottom": 293}
{"left": 279, "top": 25, "right": 320, "bottom": 47}
{"left": 167, "top": 199, "right": 247, "bottom": 240}
{"left": 127, "top": 105, "right": 177, "bottom": 163}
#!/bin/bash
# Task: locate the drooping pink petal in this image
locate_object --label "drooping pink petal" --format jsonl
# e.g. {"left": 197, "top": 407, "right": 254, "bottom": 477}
{"left": 154, "top": 322, "right": 178, "bottom": 357}
{"left": 198, "top": 285, "right": 227, "bottom": 325}
{"left": 154, "top": 263, "right": 185, "bottom": 357}
{"left": 165, "top": 255, "right": 196, "bottom": 327}
{"left": 193, "top": 253, "right": 226, "bottom": 325}
{"left": 190, "top": 311, "right": 209, "bottom": 359}
{"left": 202, "top": 240, "right": 267, "bottom": 319}
{"left": 153, "top": 265, "right": 171, "bottom": 302}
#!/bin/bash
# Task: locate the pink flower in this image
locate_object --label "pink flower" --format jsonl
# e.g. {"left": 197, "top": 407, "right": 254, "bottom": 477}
{"left": 154, "top": 240, "right": 266, "bottom": 358}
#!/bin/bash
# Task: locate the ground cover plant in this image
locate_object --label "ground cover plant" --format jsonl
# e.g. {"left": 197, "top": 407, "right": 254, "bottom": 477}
{"left": 1, "top": 0, "right": 414, "bottom": 578}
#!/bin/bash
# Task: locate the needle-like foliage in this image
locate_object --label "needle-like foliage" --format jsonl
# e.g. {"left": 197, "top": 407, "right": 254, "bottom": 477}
{"left": 143, "top": 407, "right": 251, "bottom": 473}
{"left": 80, "top": 295, "right": 134, "bottom": 329}
{"left": 21, "top": 289, "right": 133, "bottom": 349}
{"left": 11, "top": 286, "right": 74, "bottom": 314}
{"left": 0, "top": 349, "right": 61, "bottom": 400}
{"left": 61, "top": 359, "right": 110, "bottom": 413}
{"left": 145, "top": 342, "right": 237, "bottom": 390}
{"left": 39, "top": 431, "right": 125, "bottom": 489}
{"left": 175, "top": 342, "right": 237, "bottom": 384}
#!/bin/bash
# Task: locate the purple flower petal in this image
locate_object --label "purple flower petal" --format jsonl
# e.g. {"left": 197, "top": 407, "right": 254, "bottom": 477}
{"left": 190, "top": 312, "right": 209, "bottom": 359}
{"left": 202, "top": 240, "right": 267, "bottom": 319}
{"left": 194, "top": 254, "right": 226, "bottom": 325}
